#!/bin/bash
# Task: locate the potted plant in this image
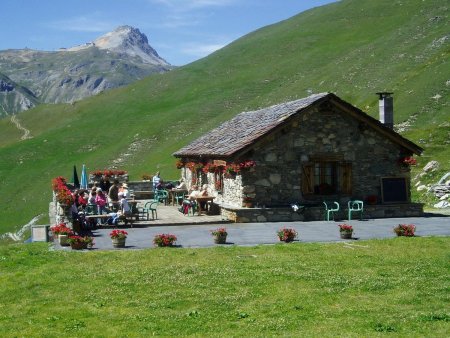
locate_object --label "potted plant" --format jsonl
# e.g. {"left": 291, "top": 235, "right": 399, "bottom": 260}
{"left": 153, "top": 233, "right": 177, "bottom": 247}
{"left": 50, "top": 223, "right": 73, "bottom": 246}
{"left": 366, "top": 195, "right": 378, "bottom": 205}
{"left": 393, "top": 224, "right": 415, "bottom": 237}
{"left": 338, "top": 224, "right": 353, "bottom": 239}
{"left": 110, "top": 229, "right": 128, "bottom": 248}
{"left": 175, "top": 160, "right": 185, "bottom": 169}
{"left": 141, "top": 174, "right": 152, "bottom": 181}
{"left": 277, "top": 227, "right": 298, "bottom": 242}
{"left": 67, "top": 235, "right": 94, "bottom": 250}
{"left": 210, "top": 227, "right": 227, "bottom": 244}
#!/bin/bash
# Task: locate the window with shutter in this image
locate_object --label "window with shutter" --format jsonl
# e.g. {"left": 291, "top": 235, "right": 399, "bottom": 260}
{"left": 302, "top": 160, "right": 352, "bottom": 196}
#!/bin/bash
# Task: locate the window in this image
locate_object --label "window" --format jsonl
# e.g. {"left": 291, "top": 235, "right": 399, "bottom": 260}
{"left": 302, "top": 161, "right": 352, "bottom": 195}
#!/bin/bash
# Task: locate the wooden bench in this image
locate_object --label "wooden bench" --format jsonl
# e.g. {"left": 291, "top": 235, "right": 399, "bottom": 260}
{"left": 84, "top": 214, "right": 135, "bottom": 227}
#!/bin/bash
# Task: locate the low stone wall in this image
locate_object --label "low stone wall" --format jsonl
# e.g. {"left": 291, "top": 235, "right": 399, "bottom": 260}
{"left": 221, "top": 203, "right": 424, "bottom": 223}
{"left": 127, "top": 181, "right": 152, "bottom": 192}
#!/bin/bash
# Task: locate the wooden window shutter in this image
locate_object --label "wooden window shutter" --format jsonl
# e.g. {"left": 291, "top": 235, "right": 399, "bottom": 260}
{"left": 339, "top": 163, "right": 352, "bottom": 195}
{"left": 302, "top": 164, "right": 314, "bottom": 194}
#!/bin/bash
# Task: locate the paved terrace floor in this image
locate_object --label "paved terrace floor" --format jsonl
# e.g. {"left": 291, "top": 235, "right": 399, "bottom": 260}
{"left": 54, "top": 202, "right": 450, "bottom": 250}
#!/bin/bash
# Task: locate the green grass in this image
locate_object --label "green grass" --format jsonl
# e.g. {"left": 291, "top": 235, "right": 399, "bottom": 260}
{"left": 0, "top": 0, "right": 449, "bottom": 233}
{"left": 0, "top": 237, "right": 448, "bottom": 336}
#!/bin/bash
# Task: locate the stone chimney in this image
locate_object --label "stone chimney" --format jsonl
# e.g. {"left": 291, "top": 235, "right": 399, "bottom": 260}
{"left": 376, "top": 92, "right": 394, "bottom": 129}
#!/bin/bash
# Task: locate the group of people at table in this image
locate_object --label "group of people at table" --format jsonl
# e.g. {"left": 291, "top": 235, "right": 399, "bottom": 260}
{"left": 68, "top": 172, "right": 215, "bottom": 227}
{"left": 70, "top": 177, "right": 132, "bottom": 226}
{"left": 154, "top": 172, "right": 214, "bottom": 215}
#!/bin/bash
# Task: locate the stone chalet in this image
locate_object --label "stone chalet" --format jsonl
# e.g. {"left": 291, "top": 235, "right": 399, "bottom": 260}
{"left": 173, "top": 92, "right": 423, "bottom": 222}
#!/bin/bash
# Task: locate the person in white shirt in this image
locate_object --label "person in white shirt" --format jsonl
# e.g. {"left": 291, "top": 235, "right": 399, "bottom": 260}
{"left": 152, "top": 171, "right": 161, "bottom": 190}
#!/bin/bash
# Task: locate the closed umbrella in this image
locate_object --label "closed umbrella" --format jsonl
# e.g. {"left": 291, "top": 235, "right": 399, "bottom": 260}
{"left": 80, "top": 164, "right": 88, "bottom": 189}
{"left": 72, "top": 165, "right": 80, "bottom": 188}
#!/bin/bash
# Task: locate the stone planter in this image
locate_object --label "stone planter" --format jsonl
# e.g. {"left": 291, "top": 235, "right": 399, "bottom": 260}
{"left": 58, "top": 234, "right": 70, "bottom": 246}
{"left": 340, "top": 231, "right": 353, "bottom": 239}
{"left": 112, "top": 238, "right": 126, "bottom": 248}
{"left": 213, "top": 234, "right": 227, "bottom": 244}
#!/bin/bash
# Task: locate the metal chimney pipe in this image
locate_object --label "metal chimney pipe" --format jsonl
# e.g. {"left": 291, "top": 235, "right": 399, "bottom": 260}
{"left": 376, "top": 92, "right": 394, "bottom": 129}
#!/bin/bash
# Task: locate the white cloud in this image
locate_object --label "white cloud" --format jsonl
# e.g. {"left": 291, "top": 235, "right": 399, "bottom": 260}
{"left": 150, "top": 0, "right": 235, "bottom": 10}
{"left": 181, "top": 41, "right": 228, "bottom": 57}
{"left": 46, "top": 16, "right": 114, "bottom": 33}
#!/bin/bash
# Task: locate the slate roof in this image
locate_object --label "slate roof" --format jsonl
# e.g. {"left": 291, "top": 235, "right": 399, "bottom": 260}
{"left": 173, "top": 92, "right": 330, "bottom": 158}
{"left": 173, "top": 92, "right": 422, "bottom": 158}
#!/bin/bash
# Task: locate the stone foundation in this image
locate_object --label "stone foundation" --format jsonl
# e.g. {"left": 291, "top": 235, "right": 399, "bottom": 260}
{"left": 221, "top": 203, "right": 424, "bottom": 223}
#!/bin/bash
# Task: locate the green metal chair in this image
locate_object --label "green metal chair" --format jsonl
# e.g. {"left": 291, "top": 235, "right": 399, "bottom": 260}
{"left": 154, "top": 190, "right": 169, "bottom": 205}
{"left": 138, "top": 200, "right": 159, "bottom": 220}
{"left": 323, "top": 201, "right": 340, "bottom": 221}
{"left": 85, "top": 204, "right": 97, "bottom": 215}
{"left": 348, "top": 200, "right": 364, "bottom": 220}
{"left": 174, "top": 191, "right": 185, "bottom": 205}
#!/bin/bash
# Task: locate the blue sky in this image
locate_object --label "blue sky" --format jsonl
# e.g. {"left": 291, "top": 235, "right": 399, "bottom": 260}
{"left": 0, "top": 0, "right": 336, "bottom": 66}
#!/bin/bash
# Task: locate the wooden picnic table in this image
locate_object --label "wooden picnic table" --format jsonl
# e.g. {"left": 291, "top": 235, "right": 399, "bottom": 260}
{"left": 193, "top": 196, "right": 215, "bottom": 215}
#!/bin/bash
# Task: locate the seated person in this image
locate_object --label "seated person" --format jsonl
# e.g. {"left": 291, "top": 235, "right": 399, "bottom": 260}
{"left": 188, "top": 185, "right": 200, "bottom": 199}
{"left": 155, "top": 181, "right": 165, "bottom": 190}
{"left": 181, "top": 185, "right": 199, "bottom": 215}
{"left": 176, "top": 178, "right": 187, "bottom": 190}
{"left": 199, "top": 184, "right": 208, "bottom": 197}
{"left": 107, "top": 192, "right": 132, "bottom": 225}
{"left": 119, "top": 192, "right": 131, "bottom": 216}
{"left": 165, "top": 181, "right": 175, "bottom": 189}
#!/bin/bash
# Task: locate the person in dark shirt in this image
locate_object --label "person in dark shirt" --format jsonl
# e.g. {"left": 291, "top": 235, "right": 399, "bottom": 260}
{"left": 99, "top": 175, "right": 111, "bottom": 193}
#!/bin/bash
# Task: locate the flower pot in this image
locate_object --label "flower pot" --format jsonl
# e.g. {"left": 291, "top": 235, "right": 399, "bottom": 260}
{"left": 112, "top": 238, "right": 126, "bottom": 248}
{"left": 70, "top": 242, "right": 87, "bottom": 250}
{"left": 279, "top": 236, "right": 296, "bottom": 243}
{"left": 58, "top": 234, "right": 70, "bottom": 246}
{"left": 242, "top": 202, "right": 253, "bottom": 208}
{"left": 213, "top": 234, "right": 227, "bottom": 244}
{"left": 340, "top": 231, "right": 353, "bottom": 239}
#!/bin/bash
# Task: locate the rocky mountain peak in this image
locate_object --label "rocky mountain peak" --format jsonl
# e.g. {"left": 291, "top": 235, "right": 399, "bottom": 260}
{"left": 67, "top": 25, "right": 170, "bottom": 66}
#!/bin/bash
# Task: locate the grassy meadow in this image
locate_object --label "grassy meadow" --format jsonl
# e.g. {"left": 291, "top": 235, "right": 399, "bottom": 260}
{"left": 0, "top": 0, "right": 449, "bottom": 233}
{"left": 0, "top": 237, "right": 448, "bottom": 337}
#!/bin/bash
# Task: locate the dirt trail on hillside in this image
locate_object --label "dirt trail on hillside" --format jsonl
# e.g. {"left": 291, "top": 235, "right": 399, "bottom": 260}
{"left": 10, "top": 114, "right": 32, "bottom": 140}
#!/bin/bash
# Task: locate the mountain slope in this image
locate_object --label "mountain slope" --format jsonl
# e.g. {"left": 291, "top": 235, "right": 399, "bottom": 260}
{"left": 0, "top": 26, "right": 173, "bottom": 116}
{"left": 0, "top": 0, "right": 448, "bottom": 234}
{"left": 0, "top": 73, "right": 38, "bottom": 113}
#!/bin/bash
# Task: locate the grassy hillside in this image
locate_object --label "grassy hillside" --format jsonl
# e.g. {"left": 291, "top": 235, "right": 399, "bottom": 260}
{"left": 0, "top": 0, "right": 449, "bottom": 233}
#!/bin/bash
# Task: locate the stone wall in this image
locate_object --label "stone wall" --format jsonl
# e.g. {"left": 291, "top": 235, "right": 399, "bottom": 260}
{"left": 221, "top": 203, "right": 424, "bottom": 223}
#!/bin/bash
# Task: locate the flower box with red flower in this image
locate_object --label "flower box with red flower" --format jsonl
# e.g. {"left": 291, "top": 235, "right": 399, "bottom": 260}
{"left": 224, "top": 163, "right": 240, "bottom": 177}
{"left": 110, "top": 229, "right": 128, "bottom": 248}
{"left": 277, "top": 227, "right": 298, "bottom": 242}
{"left": 210, "top": 227, "right": 227, "bottom": 244}
{"left": 202, "top": 163, "right": 218, "bottom": 173}
{"left": 338, "top": 224, "right": 353, "bottom": 239}
{"left": 175, "top": 160, "right": 185, "bottom": 169}
{"left": 67, "top": 235, "right": 94, "bottom": 250}
{"left": 153, "top": 233, "right": 177, "bottom": 247}
{"left": 399, "top": 156, "right": 417, "bottom": 168}
{"left": 393, "top": 224, "right": 415, "bottom": 237}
